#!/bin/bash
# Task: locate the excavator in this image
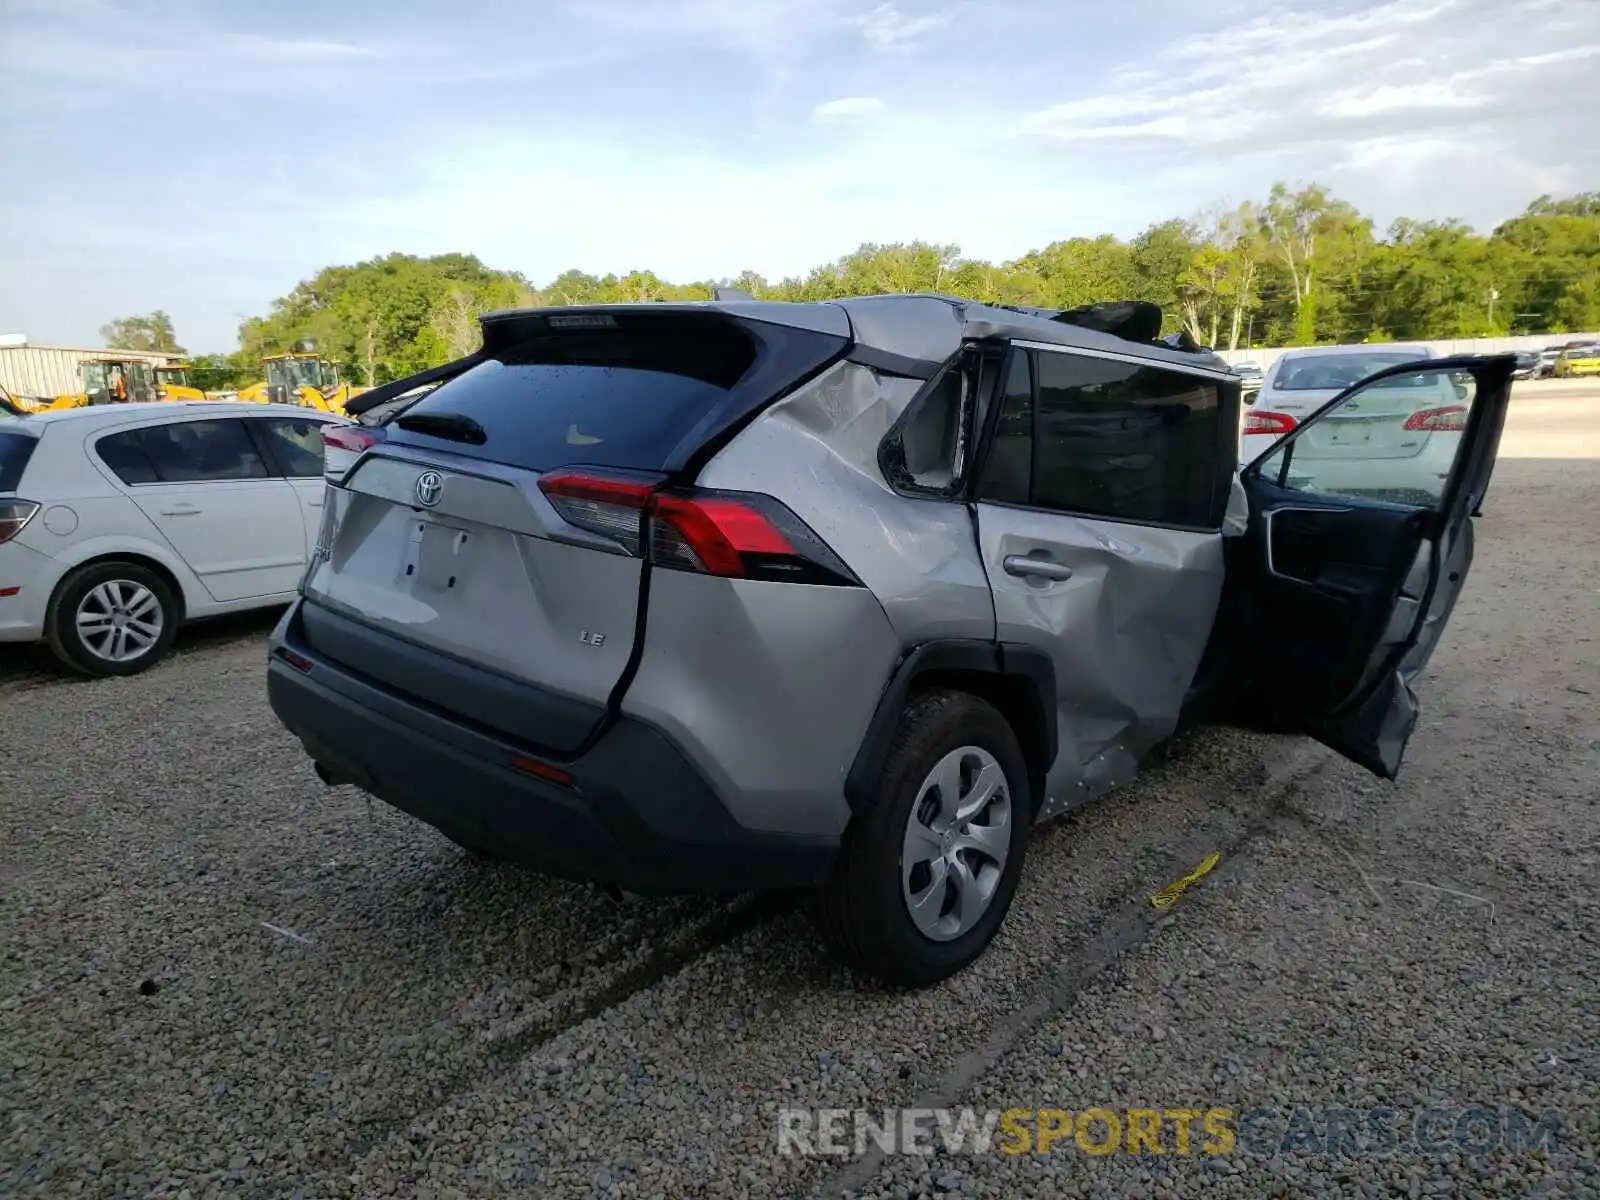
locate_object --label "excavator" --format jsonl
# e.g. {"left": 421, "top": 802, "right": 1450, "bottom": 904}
{"left": 235, "top": 339, "right": 368, "bottom": 414}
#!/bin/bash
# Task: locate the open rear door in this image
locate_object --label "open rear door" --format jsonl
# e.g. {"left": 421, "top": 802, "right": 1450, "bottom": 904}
{"left": 1222, "top": 354, "right": 1513, "bottom": 778}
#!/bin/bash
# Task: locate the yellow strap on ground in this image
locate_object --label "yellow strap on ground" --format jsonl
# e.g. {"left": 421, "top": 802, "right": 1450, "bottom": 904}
{"left": 1149, "top": 851, "right": 1221, "bottom": 909}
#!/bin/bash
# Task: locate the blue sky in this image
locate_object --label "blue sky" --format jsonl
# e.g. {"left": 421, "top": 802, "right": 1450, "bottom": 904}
{"left": 1, "top": 0, "right": 1595, "bottom": 352}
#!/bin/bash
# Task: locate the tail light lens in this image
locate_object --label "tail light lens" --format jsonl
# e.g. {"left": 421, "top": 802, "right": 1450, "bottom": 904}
{"left": 0, "top": 500, "right": 39, "bottom": 544}
{"left": 322, "top": 424, "right": 383, "bottom": 482}
{"left": 1403, "top": 405, "right": 1468, "bottom": 432}
{"left": 537, "top": 470, "right": 861, "bottom": 586}
{"left": 536, "top": 472, "right": 656, "bottom": 556}
{"left": 1243, "top": 410, "right": 1297, "bottom": 436}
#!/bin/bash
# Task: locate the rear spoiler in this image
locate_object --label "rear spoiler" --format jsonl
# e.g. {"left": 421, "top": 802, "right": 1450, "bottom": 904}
{"left": 343, "top": 350, "right": 486, "bottom": 418}
{"left": 344, "top": 296, "right": 1221, "bottom": 419}
{"left": 989, "top": 300, "right": 1213, "bottom": 354}
{"left": 345, "top": 303, "right": 777, "bottom": 418}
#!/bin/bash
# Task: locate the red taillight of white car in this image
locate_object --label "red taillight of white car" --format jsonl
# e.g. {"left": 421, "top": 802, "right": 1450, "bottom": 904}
{"left": 0, "top": 499, "right": 39, "bottom": 544}
{"left": 1243, "top": 410, "right": 1298, "bottom": 436}
{"left": 537, "top": 469, "right": 859, "bottom": 586}
{"left": 1402, "top": 405, "right": 1468, "bottom": 432}
{"left": 321, "top": 424, "right": 383, "bottom": 482}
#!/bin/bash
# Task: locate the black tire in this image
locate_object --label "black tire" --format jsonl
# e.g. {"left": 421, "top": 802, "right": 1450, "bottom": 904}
{"left": 815, "top": 688, "right": 1031, "bottom": 988}
{"left": 46, "top": 561, "right": 179, "bottom": 678}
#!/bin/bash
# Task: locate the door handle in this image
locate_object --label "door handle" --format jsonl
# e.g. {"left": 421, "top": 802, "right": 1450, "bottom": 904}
{"left": 1003, "top": 554, "right": 1073, "bottom": 581}
{"left": 160, "top": 504, "right": 201, "bottom": 516}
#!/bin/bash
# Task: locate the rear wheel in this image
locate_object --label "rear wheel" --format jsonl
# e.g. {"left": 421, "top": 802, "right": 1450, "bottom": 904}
{"left": 46, "top": 562, "right": 179, "bottom": 678}
{"left": 815, "top": 689, "right": 1030, "bottom": 987}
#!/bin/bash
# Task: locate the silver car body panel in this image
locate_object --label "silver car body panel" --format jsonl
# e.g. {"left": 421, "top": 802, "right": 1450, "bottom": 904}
{"left": 303, "top": 445, "right": 642, "bottom": 713}
{"left": 702, "top": 332, "right": 1231, "bottom": 823}
{"left": 697, "top": 360, "right": 998, "bottom": 645}
{"left": 973, "top": 504, "right": 1223, "bottom": 817}
{"left": 619, "top": 569, "right": 901, "bottom": 837}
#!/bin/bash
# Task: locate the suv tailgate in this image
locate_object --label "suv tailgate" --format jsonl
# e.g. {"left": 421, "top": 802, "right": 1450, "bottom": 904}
{"left": 299, "top": 307, "right": 849, "bottom": 755}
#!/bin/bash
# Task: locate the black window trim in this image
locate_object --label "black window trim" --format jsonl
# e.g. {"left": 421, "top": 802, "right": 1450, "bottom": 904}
{"left": 970, "top": 341, "right": 1242, "bottom": 535}
{"left": 92, "top": 416, "right": 280, "bottom": 488}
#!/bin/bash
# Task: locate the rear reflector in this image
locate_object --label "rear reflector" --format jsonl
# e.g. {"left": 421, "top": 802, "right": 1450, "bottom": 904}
{"left": 322, "top": 424, "right": 382, "bottom": 481}
{"left": 537, "top": 470, "right": 859, "bottom": 585}
{"left": 1243, "top": 411, "right": 1297, "bottom": 436}
{"left": 1403, "top": 405, "right": 1468, "bottom": 432}
{"left": 0, "top": 500, "right": 39, "bottom": 544}
{"left": 507, "top": 754, "right": 573, "bottom": 786}
{"left": 0, "top": 586, "right": 19, "bottom": 597}
{"left": 279, "top": 648, "right": 314, "bottom": 673}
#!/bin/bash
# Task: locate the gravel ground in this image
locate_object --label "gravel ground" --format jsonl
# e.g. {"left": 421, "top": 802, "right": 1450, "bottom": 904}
{"left": 1, "top": 388, "right": 1596, "bottom": 1198}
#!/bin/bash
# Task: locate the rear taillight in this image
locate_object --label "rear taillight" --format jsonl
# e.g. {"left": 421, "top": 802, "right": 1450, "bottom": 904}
{"left": 536, "top": 472, "right": 656, "bottom": 556}
{"left": 322, "top": 424, "right": 382, "bottom": 481}
{"left": 0, "top": 500, "right": 39, "bottom": 544}
{"left": 1243, "top": 411, "right": 1297, "bottom": 436}
{"left": 1403, "top": 405, "right": 1468, "bottom": 432}
{"left": 537, "top": 470, "right": 860, "bottom": 586}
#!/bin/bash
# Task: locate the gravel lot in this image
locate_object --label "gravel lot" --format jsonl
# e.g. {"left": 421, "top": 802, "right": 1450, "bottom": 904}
{"left": 2, "top": 382, "right": 1596, "bottom": 1198}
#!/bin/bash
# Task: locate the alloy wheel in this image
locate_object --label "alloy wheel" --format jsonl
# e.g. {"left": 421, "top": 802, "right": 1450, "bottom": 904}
{"left": 75, "top": 579, "right": 164, "bottom": 664}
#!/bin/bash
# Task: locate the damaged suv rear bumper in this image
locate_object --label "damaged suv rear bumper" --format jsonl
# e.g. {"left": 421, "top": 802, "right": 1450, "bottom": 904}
{"left": 266, "top": 601, "right": 838, "bottom": 894}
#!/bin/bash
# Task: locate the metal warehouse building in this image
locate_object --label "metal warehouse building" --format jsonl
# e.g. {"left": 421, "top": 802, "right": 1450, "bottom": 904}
{"left": 0, "top": 336, "right": 177, "bottom": 400}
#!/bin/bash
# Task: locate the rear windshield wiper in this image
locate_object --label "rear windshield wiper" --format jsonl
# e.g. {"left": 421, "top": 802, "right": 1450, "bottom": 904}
{"left": 395, "top": 411, "right": 488, "bottom": 444}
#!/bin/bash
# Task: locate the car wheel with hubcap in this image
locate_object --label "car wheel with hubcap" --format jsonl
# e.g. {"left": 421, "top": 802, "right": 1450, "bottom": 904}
{"left": 47, "top": 562, "right": 179, "bottom": 678}
{"left": 815, "top": 688, "right": 1030, "bottom": 987}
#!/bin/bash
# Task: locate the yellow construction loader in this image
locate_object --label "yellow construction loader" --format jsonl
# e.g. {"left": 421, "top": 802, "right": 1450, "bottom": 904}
{"left": 42, "top": 357, "right": 163, "bottom": 410}
{"left": 153, "top": 361, "right": 208, "bottom": 402}
{"left": 235, "top": 340, "right": 368, "bottom": 414}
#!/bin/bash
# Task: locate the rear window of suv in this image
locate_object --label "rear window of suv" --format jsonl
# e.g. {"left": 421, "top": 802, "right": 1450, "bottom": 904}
{"left": 378, "top": 313, "right": 846, "bottom": 473}
{"left": 0, "top": 431, "right": 38, "bottom": 492}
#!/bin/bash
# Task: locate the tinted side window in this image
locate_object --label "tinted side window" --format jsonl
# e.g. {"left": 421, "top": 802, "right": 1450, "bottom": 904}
{"left": 1033, "top": 352, "right": 1221, "bottom": 527}
{"left": 975, "top": 352, "right": 1032, "bottom": 506}
{"left": 136, "top": 420, "right": 272, "bottom": 483}
{"left": 255, "top": 418, "right": 325, "bottom": 478}
{"left": 95, "top": 430, "right": 159, "bottom": 485}
{"left": 0, "top": 432, "right": 39, "bottom": 492}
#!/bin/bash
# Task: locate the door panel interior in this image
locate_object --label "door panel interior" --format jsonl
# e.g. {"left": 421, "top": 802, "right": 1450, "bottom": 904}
{"left": 1233, "top": 492, "right": 1431, "bottom": 713}
{"left": 1200, "top": 355, "right": 1513, "bottom": 779}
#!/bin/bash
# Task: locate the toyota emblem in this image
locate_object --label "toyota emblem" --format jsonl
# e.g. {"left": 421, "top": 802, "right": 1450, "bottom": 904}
{"left": 414, "top": 470, "right": 444, "bottom": 508}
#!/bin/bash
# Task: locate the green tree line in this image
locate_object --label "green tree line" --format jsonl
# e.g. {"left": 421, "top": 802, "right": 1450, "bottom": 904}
{"left": 106, "top": 185, "right": 1600, "bottom": 388}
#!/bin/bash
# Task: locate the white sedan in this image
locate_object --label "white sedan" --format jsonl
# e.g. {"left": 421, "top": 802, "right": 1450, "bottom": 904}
{"left": 1239, "top": 345, "right": 1474, "bottom": 506}
{"left": 0, "top": 402, "right": 339, "bottom": 676}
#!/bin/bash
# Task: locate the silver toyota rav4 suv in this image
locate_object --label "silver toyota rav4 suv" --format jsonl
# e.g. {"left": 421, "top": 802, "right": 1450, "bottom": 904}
{"left": 267, "top": 295, "right": 1511, "bottom": 986}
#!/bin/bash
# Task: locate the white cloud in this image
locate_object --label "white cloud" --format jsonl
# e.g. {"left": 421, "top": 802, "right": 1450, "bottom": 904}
{"left": 578, "top": 0, "right": 953, "bottom": 58}
{"left": 1318, "top": 79, "right": 1489, "bottom": 120}
{"left": 1020, "top": 0, "right": 1600, "bottom": 160}
{"left": 853, "top": 2, "right": 950, "bottom": 48}
{"left": 812, "top": 96, "right": 887, "bottom": 120}
{"left": 225, "top": 35, "right": 376, "bottom": 62}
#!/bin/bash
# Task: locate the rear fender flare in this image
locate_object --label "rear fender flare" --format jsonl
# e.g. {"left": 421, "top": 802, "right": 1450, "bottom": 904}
{"left": 843, "top": 639, "right": 1057, "bottom": 817}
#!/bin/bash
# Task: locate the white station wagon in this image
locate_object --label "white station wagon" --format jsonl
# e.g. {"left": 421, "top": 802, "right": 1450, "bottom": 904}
{"left": 0, "top": 402, "right": 338, "bottom": 675}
